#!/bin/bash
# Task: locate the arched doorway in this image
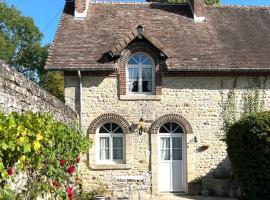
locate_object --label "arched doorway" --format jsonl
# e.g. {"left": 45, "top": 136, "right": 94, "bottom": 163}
{"left": 150, "top": 114, "right": 193, "bottom": 195}
{"left": 158, "top": 122, "right": 186, "bottom": 192}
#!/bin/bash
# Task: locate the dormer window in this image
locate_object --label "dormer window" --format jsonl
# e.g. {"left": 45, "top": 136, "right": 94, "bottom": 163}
{"left": 126, "top": 53, "right": 155, "bottom": 95}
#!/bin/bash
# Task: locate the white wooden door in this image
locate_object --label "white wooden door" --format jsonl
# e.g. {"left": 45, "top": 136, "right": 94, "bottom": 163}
{"left": 158, "top": 122, "right": 184, "bottom": 192}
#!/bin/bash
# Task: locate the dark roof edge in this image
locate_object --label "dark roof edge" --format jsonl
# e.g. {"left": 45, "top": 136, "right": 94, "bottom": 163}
{"left": 45, "top": 65, "right": 116, "bottom": 71}
{"left": 167, "top": 67, "right": 270, "bottom": 73}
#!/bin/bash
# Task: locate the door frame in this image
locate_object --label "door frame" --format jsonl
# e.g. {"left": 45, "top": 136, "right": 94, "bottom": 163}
{"left": 149, "top": 114, "right": 195, "bottom": 196}
{"left": 157, "top": 124, "right": 187, "bottom": 192}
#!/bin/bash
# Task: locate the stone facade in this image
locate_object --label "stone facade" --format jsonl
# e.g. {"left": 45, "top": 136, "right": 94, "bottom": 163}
{"left": 64, "top": 74, "right": 270, "bottom": 194}
{"left": 0, "top": 60, "right": 77, "bottom": 124}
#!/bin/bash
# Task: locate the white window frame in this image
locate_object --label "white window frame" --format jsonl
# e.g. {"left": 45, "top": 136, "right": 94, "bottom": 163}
{"left": 96, "top": 123, "right": 124, "bottom": 164}
{"left": 126, "top": 52, "right": 155, "bottom": 95}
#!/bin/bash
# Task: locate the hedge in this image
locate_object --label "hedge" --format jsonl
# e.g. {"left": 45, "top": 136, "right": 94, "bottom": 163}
{"left": 226, "top": 111, "right": 270, "bottom": 200}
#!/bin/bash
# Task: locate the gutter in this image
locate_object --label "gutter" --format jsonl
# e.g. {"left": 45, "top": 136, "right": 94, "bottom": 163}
{"left": 167, "top": 67, "right": 270, "bottom": 73}
{"left": 77, "top": 70, "right": 82, "bottom": 129}
{"left": 45, "top": 65, "right": 116, "bottom": 72}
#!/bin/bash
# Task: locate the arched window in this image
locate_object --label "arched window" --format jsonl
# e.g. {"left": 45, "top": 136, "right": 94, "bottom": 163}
{"left": 126, "top": 53, "right": 155, "bottom": 94}
{"left": 97, "top": 122, "right": 123, "bottom": 163}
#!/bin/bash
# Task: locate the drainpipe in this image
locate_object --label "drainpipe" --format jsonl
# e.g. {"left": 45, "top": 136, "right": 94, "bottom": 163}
{"left": 77, "top": 70, "right": 82, "bottom": 129}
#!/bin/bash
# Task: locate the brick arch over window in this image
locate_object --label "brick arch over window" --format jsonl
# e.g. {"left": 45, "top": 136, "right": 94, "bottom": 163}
{"left": 118, "top": 41, "right": 163, "bottom": 96}
{"left": 150, "top": 114, "right": 193, "bottom": 134}
{"left": 88, "top": 113, "right": 130, "bottom": 135}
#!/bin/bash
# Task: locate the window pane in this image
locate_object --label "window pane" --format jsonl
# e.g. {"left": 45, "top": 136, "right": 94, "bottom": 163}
{"left": 99, "top": 126, "right": 109, "bottom": 133}
{"left": 100, "top": 137, "right": 109, "bottom": 148}
{"left": 100, "top": 137, "right": 109, "bottom": 160}
{"left": 142, "top": 68, "right": 152, "bottom": 80}
{"left": 173, "top": 126, "right": 183, "bottom": 133}
{"left": 159, "top": 125, "right": 170, "bottom": 133}
{"left": 113, "top": 149, "right": 123, "bottom": 159}
{"left": 142, "top": 68, "right": 152, "bottom": 92}
{"left": 161, "top": 123, "right": 171, "bottom": 133}
{"left": 133, "top": 54, "right": 142, "bottom": 63}
{"left": 113, "top": 137, "right": 123, "bottom": 160}
{"left": 160, "top": 137, "right": 170, "bottom": 148}
{"left": 111, "top": 123, "right": 118, "bottom": 132}
{"left": 128, "top": 56, "right": 139, "bottom": 64}
{"left": 100, "top": 149, "right": 110, "bottom": 160}
{"left": 99, "top": 123, "right": 112, "bottom": 133}
{"left": 142, "top": 57, "right": 153, "bottom": 65}
{"left": 142, "top": 81, "right": 151, "bottom": 92}
{"left": 172, "top": 123, "right": 183, "bottom": 133}
{"left": 173, "top": 149, "right": 182, "bottom": 160}
{"left": 113, "top": 137, "right": 123, "bottom": 148}
{"left": 128, "top": 68, "right": 139, "bottom": 92}
{"left": 172, "top": 137, "right": 182, "bottom": 149}
{"left": 161, "top": 149, "right": 170, "bottom": 160}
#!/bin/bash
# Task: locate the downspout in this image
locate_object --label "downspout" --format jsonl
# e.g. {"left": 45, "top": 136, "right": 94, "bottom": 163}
{"left": 77, "top": 70, "right": 82, "bottom": 130}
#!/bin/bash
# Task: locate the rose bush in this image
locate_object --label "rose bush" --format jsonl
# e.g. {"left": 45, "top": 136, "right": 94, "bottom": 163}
{"left": 0, "top": 111, "right": 91, "bottom": 199}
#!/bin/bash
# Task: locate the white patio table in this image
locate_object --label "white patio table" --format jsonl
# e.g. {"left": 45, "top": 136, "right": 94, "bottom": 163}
{"left": 115, "top": 175, "right": 145, "bottom": 200}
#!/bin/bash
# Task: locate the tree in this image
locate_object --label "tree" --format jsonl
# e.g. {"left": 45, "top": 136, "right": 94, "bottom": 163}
{"left": 0, "top": 2, "right": 64, "bottom": 101}
{"left": 0, "top": 2, "right": 44, "bottom": 80}
{"left": 41, "top": 71, "right": 65, "bottom": 102}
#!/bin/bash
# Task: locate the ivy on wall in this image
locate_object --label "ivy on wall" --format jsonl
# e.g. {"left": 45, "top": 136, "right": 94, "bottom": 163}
{"left": 242, "top": 77, "right": 267, "bottom": 117}
{"left": 220, "top": 78, "right": 238, "bottom": 133}
{"left": 220, "top": 76, "right": 268, "bottom": 134}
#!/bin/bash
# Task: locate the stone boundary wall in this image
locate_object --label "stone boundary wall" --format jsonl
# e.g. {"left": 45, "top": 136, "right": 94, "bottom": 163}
{"left": 0, "top": 60, "right": 77, "bottom": 124}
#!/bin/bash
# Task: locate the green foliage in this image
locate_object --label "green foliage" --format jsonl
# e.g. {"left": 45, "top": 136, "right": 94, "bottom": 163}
{"left": 204, "top": 0, "right": 220, "bottom": 5}
{"left": 0, "top": 2, "right": 45, "bottom": 81}
{"left": 242, "top": 77, "right": 266, "bottom": 117}
{"left": 220, "top": 78, "right": 238, "bottom": 132}
{"left": 0, "top": 2, "right": 64, "bottom": 101}
{"left": 226, "top": 112, "right": 270, "bottom": 200}
{"left": 0, "top": 111, "right": 91, "bottom": 199}
{"left": 40, "top": 71, "right": 65, "bottom": 102}
{"left": 220, "top": 77, "right": 266, "bottom": 133}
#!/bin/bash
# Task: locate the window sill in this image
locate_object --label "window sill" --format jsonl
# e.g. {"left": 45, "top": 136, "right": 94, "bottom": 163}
{"left": 90, "top": 163, "right": 132, "bottom": 170}
{"left": 120, "top": 95, "right": 161, "bottom": 101}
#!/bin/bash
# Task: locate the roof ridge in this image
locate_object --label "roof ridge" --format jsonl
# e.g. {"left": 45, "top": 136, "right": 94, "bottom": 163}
{"left": 90, "top": 1, "right": 189, "bottom": 6}
{"left": 210, "top": 4, "right": 270, "bottom": 9}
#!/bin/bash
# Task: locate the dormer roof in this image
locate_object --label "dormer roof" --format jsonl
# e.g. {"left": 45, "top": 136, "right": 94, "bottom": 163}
{"left": 45, "top": 2, "right": 270, "bottom": 73}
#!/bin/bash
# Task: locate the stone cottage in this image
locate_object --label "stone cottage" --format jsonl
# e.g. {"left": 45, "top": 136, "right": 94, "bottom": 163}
{"left": 45, "top": 0, "right": 270, "bottom": 195}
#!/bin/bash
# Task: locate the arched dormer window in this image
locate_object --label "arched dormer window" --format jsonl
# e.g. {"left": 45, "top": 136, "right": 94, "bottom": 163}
{"left": 126, "top": 53, "right": 155, "bottom": 94}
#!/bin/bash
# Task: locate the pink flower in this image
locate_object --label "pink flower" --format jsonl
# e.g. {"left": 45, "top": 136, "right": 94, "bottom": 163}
{"left": 68, "top": 193, "right": 73, "bottom": 200}
{"left": 66, "top": 187, "right": 73, "bottom": 200}
{"left": 68, "top": 164, "right": 75, "bottom": 175}
{"left": 76, "top": 157, "right": 80, "bottom": 163}
{"left": 60, "top": 159, "right": 65, "bottom": 166}
{"left": 7, "top": 167, "right": 13, "bottom": 176}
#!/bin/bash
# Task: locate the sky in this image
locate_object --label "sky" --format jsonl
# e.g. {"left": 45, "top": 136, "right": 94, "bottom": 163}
{"left": 4, "top": 0, "right": 270, "bottom": 45}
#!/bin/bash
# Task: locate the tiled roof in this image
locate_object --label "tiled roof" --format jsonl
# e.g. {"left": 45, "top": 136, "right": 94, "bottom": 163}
{"left": 45, "top": 2, "right": 270, "bottom": 72}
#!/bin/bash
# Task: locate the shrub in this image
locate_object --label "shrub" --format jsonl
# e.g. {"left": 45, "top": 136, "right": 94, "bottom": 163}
{"left": 0, "top": 111, "right": 91, "bottom": 199}
{"left": 226, "top": 111, "right": 270, "bottom": 200}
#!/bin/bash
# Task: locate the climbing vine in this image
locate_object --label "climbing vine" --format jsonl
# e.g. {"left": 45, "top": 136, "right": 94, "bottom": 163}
{"left": 242, "top": 77, "right": 267, "bottom": 117}
{"left": 220, "top": 78, "right": 238, "bottom": 133}
{"left": 220, "top": 76, "right": 268, "bottom": 134}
